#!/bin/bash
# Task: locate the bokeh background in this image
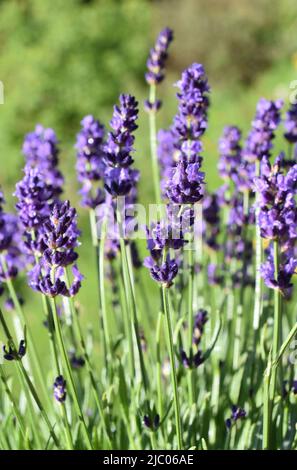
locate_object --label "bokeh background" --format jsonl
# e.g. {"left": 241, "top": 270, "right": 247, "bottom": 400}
{"left": 0, "top": 0, "right": 297, "bottom": 353}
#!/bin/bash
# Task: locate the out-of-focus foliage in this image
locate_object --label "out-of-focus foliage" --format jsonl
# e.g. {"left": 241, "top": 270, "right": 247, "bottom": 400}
{"left": 154, "top": 0, "right": 297, "bottom": 85}
{"left": 0, "top": 0, "right": 150, "bottom": 184}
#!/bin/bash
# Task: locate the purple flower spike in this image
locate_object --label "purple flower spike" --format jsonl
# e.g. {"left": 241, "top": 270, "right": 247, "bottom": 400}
{"left": 75, "top": 115, "right": 106, "bottom": 209}
{"left": 145, "top": 27, "right": 173, "bottom": 86}
{"left": 173, "top": 63, "right": 210, "bottom": 144}
{"left": 15, "top": 166, "right": 53, "bottom": 230}
{"left": 104, "top": 94, "right": 139, "bottom": 199}
{"left": 218, "top": 126, "right": 242, "bottom": 182}
{"left": 53, "top": 375, "right": 67, "bottom": 403}
{"left": 28, "top": 201, "right": 83, "bottom": 298}
{"left": 284, "top": 103, "right": 297, "bottom": 144}
{"left": 23, "top": 124, "right": 64, "bottom": 197}
{"left": 0, "top": 189, "right": 24, "bottom": 281}
{"left": 243, "top": 98, "right": 283, "bottom": 163}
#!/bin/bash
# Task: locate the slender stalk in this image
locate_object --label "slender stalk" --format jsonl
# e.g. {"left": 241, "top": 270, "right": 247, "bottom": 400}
{"left": 270, "top": 241, "right": 282, "bottom": 401}
{"left": 156, "top": 308, "right": 164, "bottom": 418}
{"left": 63, "top": 271, "right": 112, "bottom": 449}
{"left": 263, "top": 355, "right": 272, "bottom": 449}
{"left": 50, "top": 297, "right": 93, "bottom": 450}
{"left": 117, "top": 202, "right": 148, "bottom": 395}
{"left": 0, "top": 365, "right": 27, "bottom": 442}
{"left": 148, "top": 84, "right": 162, "bottom": 205}
{"left": 0, "top": 306, "right": 59, "bottom": 448}
{"left": 162, "top": 286, "right": 182, "bottom": 450}
{"left": 187, "top": 243, "right": 195, "bottom": 405}
{"left": 119, "top": 268, "right": 135, "bottom": 378}
{"left": 253, "top": 160, "right": 263, "bottom": 330}
{"left": 89, "top": 208, "right": 107, "bottom": 363}
{"left": 0, "top": 256, "right": 51, "bottom": 410}
{"left": 98, "top": 215, "right": 112, "bottom": 361}
{"left": 263, "top": 241, "right": 282, "bottom": 450}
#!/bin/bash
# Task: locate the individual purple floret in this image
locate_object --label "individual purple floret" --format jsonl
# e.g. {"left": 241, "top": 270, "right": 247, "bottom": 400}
{"left": 193, "top": 309, "right": 208, "bottom": 346}
{"left": 22, "top": 124, "right": 64, "bottom": 197}
{"left": 53, "top": 375, "right": 67, "bottom": 403}
{"left": 145, "top": 27, "right": 173, "bottom": 87}
{"left": 243, "top": 98, "right": 283, "bottom": 163}
{"left": 167, "top": 157, "right": 205, "bottom": 205}
{"left": 3, "top": 339, "right": 26, "bottom": 361}
{"left": 143, "top": 414, "right": 160, "bottom": 431}
{"left": 180, "top": 349, "right": 204, "bottom": 369}
{"left": 292, "top": 380, "right": 297, "bottom": 395}
{"left": 144, "top": 255, "right": 178, "bottom": 288}
{"left": 284, "top": 103, "right": 297, "bottom": 144}
{"left": 225, "top": 405, "right": 246, "bottom": 429}
{"left": 75, "top": 115, "right": 106, "bottom": 209}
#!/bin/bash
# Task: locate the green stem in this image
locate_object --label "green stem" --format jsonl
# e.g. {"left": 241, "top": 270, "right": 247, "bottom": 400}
{"left": 271, "top": 241, "right": 282, "bottom": 399}
{"left": 0, "top": 306, "right": 59, "bottom": 448}
{"left": 156, "top": 308, "right": 163, "bottom": 419}
{"left": 98, "top": 215, "right": 112, "bottom": 361}
{"left": 253, "top": 160, "right": 263, "bottom": 330}
{"left": 148, "top": 84, "right": 162, "bottom": 205}
{"left": 64, "top": 271, "right": 112, "bottom": 449}
{"left": 187, "top": 244, "right": 195, "bottom": 406}
{"left": 1, "top": 255, "right": 51, "bottom": 410}
{"left": 119, "top": 268, "right": 135, "bottom": 378}
{"left": 162, "top": 286, "right": 183, "bottom": 450}
{"left": 117, "top": 203, "right": 148, "bottom": 396}
{"left": 0, "top": 364, "right": 27, "bottom": 442}
{"left": 89, "top": 209, "right": 107, "bottom": 364}
{"left": 50, "top": 297, "right": 93, "bottom": 450}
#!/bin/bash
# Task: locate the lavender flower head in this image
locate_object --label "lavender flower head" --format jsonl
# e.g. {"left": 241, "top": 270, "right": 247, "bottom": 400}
{"left": 218, "top": 126, "right": 242, "bottom": 182}
{"left": 284, "top": 102, "right": 297, "bottom": 144}
{"left": 14, "top": 166, "right": 53, "bottom": 231}
{"left": 0, "top": 189, "right": 24, "bottom": 281}
{"left": 145, "top": 27, "right": 173, "bottom": 86}
{"left": 53, "top": 375, "right": 67, "bottom": 403}
{"left": 104, "top": 94, "right": 139, "bottom": 198}
{"left": 166, "top": 64, "right": 209, "bottom": 205}
{"left": 22, "top": 124, "right": 64, "bottom": 196}
{"left": 243, "top": 98, "right": 283, "bottom": 163}
{"left": 173, "top": 63, "right": 210, "bottom": 144}
{"left": 75, "top": 115, "right": 106, "bottom": 209}
{"left": 29, "top": 200, "right": 83, "bottom": 297}
{"left": 255, "top": 156, "right": 297, "bottom": 296}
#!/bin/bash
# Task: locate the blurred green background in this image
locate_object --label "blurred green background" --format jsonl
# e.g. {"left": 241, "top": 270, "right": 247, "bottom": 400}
{"left": 1, "top": 0, "right": 297, "bottom": 352}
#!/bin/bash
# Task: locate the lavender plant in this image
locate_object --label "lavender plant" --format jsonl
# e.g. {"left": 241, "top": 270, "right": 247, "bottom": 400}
{"left": 0, "top": 27, "right": 297, "bottom": 453}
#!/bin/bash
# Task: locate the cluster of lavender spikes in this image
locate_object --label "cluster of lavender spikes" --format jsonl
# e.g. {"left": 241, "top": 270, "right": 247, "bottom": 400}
{"left": 1, "top": 26, "right": 297, "bottom": 451}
